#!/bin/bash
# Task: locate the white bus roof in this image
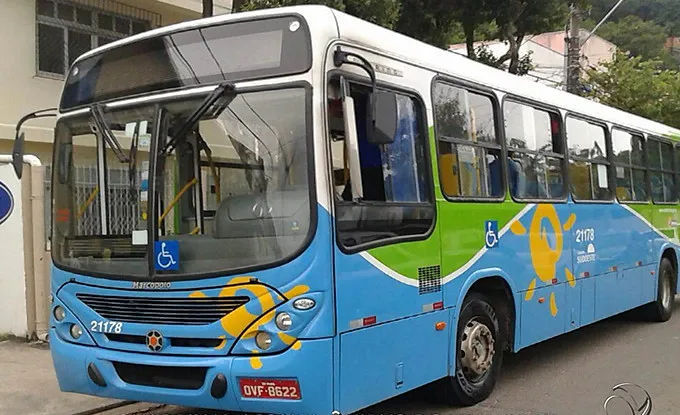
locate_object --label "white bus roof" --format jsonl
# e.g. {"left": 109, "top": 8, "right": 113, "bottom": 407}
{"left": 73, "top": 5, "right": 680, "bottom": 141}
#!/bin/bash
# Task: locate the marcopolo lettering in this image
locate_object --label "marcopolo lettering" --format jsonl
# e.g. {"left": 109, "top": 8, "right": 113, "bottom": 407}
{"left": 132, "top": 282, "right": 171, "bottom": 289}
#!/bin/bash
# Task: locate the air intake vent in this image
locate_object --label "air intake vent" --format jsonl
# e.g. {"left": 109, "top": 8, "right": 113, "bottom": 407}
{"left": 418, "top": 265, "right": 441, "bottom": 294}
{"left": 76, "top": 293, "right": 249, "bottom": 325}
{"left": 113, "top": 362, "right": 207, "bottom": 390}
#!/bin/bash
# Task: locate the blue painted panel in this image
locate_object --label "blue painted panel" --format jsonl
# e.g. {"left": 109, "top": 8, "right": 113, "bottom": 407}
{"left": 594, "top": 271, "right": 623, "bottom": 320}
{"left": 640, "top": 264, "right": 657, "bottom": 304}
{"left": 50, "top": 326, "right": 334, "bottom": 414}
{"left": 338, "top": 310, "right": 450, "bottom": 414}
{"left": 564, "top": 279, "right": 581, "bottom": 333}
{"left": 519, "top": 283, "right": 566, "bottom": 347}
{"left": 569, "top": 204, "right": 618, "bottom": 280}
{"left": 580, "top": 276, "right": 596, "bottom": 327}
{"left": 333, "top": 248, "right": 443, "bottom": 333}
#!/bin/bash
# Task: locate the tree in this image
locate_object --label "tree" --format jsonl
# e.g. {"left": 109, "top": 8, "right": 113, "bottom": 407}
{"left": 584, "top": 51, "right": 680, "bottom": 129}
{"left": 451, "top": 0, "right": 576, "bottom": 75}
{"left": 235, "top": 0, "right": 400, "bottom": 29}
{"left": 475, "top": 43, "right": 534, "bottom": 76}
{"left": 393, "top": 0, "right": 462, "bottom": 49}
{"left": 587, "top": 0, "right": 680, "bottom": 37}
{"left": 594, "top": 15, "right": 675, "bottom": 65}
{"left": 232, "top": 0, "right": 574, "bottom": 77}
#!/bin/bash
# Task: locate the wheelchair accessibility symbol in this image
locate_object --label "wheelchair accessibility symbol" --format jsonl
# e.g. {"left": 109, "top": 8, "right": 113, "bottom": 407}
{"left": 154, "top": 241, "right": 179, "bottom": 271}
{"left": 485, "top": 220, "right": 499, "bottom": 249}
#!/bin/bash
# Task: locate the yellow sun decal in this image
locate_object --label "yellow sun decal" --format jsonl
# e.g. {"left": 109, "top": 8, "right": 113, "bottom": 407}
{"left": 511, "top": 206, "right": 577, "bottom": 317}
{"left": 189, "top": 276, "right": 309, "bottom": 369}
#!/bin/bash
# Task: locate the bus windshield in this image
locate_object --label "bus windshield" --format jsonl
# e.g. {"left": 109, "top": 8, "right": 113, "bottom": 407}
{"left": 51, "top": 86, "right": 312, "bottom": 279}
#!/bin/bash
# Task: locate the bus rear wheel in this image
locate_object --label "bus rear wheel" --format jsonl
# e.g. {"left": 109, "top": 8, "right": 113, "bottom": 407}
{"left": 440, "top": 292, "right": 504, "bottom": 406}
{"left": 646, "top": 257, "right": 676, "bottom": 322}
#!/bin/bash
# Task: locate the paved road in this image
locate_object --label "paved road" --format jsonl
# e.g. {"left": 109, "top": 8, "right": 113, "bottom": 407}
{"left": 122, "top": 299, "right": 680, "bottom": 415}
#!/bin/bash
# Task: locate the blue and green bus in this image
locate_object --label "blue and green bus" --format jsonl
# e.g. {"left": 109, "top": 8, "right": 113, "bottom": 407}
{"left": 12, "top": 5, "right": 680, "bottom": 414}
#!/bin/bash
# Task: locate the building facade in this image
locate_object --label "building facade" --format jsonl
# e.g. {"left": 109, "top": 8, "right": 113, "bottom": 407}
{"left": 449, "top": 29, "right": 617, "bottom": 90}
{"left": 0, "top": 0, "right": 232, "bottom": 339}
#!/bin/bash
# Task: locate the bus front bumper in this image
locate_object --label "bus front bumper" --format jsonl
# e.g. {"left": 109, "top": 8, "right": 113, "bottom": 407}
{"left": 49, "top": 328, "right": 334, "bottom": 414}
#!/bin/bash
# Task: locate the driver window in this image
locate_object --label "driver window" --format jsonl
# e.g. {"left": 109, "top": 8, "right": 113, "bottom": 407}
{"left": 326, "top": 77, "right": 434, "bottom": 251}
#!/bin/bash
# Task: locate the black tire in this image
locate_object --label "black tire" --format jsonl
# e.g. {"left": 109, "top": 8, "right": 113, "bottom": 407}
{"left": 645, "top": 257, "right": 676, "bottom": 322}
{"left": 438, "top": 292, "right": 504, "bottom": 406}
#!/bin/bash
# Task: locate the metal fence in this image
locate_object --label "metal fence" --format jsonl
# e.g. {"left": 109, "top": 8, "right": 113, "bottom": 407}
{"left": 44, "top": 164, "right": 142, "bottom": 240}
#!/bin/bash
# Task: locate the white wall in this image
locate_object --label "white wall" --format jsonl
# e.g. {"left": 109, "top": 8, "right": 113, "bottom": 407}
{"left": 0, "top": 0, "right": 208, "bottom": 149}
{"left": 0, "top": 164, "right": 27, "bottom": 337}
{"left": 0, "top": 0, "right": 65, "bottom": 145}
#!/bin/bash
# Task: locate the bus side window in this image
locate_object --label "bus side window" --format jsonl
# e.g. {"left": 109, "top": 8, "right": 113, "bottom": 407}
{"left": 326, "top": 78, "right": 434, "bottom": 250}
{"left": 432, "top": 81, "right": 503, "bottom": 199}
{"left": 611, "top": 129, "right": 647, "bottom": 202}
{"left": 648, "top": 138, "right": 677, "bottom": 203}
{"left": 566, "top": 116, "right": 612, "bottom": 202}
{"left": 503, "top": 101, "right": 566, "bottom": 200}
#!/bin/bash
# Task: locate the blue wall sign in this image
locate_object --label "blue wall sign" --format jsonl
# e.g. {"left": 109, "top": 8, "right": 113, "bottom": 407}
{"left": 154, "top": 240, "right": 179, "bottom": 271}
{"left": 485, "top": 220, "right": 499, "bottom": 249}
{"left": 0, "top": 181, "right": 14, "bottom": 226}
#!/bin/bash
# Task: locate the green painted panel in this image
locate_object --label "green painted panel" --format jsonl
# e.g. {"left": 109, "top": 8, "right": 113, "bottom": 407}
{"left": 438, "top": 200, "right": 525, "bottom": 276}
{"left": 367, "top": 126, "right": 526, "bottom": 279}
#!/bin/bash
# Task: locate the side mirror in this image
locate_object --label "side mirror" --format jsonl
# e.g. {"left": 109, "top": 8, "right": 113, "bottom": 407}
{"left": 12, "top": 132, "right": 25, "bottom": 179}
{"left": 367, "top": 90, "right": 398, "bottom": 146}
{"left": 12, "top": 108, "right": 57, "bottom": 180}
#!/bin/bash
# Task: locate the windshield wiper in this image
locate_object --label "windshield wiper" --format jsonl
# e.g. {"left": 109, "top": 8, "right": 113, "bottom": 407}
{"left": 90, "top": 104, "right": 129, "bottom": 163}
{"left": 162, "top": 81, "right": 237, "bottom": 155}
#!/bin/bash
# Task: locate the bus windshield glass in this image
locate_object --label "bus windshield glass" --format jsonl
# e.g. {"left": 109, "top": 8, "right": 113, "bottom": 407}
{"left": 51, "top": 87, "right": 312, "bottom": 279}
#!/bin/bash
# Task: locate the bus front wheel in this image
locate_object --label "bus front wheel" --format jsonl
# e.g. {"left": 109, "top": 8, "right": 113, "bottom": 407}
{"left": 441, "top": 292, "right": 504, "bottom": 406}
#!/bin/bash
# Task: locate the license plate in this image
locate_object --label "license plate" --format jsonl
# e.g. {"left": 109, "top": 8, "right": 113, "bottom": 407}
{"left": 239, "top": 378, "right": 301, "bottom": 400}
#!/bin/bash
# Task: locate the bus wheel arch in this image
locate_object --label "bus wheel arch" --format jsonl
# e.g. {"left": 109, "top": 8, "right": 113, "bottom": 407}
{"left": 462, "top": 276, "right": 516, "bottom": 353}
{"left": 439, "top": 275, "right": 516, "bottom": 406}
{"left": 644, "top": 249, "right": 677, "bottom": 322}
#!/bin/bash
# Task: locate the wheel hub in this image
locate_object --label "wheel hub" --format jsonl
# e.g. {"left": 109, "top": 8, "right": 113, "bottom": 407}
{"left": 460, "top": 320, "right": 495, "bottom": 378}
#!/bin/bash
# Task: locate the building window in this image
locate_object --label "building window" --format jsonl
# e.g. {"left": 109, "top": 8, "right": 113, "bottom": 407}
{"left": 611, "top": 128, "right": 647, "bottom": 202}
{"left": 433, "top": 81, "right": 503, "bottom": 199}
{"left": 503, "top": 100, "right": 566, "bottom": 200}
{"left": 647, "top": 138, "right": 677, "bottom": 203}
{"left": 36, "top": 0, "right": 159, "bottom": 78}
{"left": 566, "top": 116, "right": 612, "bottom": 201}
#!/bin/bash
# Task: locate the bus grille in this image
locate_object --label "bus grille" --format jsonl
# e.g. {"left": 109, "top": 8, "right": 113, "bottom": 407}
{"left": 113, "top": 362, "right": 207, "bottom": 390}
{"left": 76, "top": 293, "right": 249, "bottom": 325}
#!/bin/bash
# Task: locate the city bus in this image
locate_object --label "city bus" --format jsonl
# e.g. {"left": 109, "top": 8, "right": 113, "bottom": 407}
{"left": 11, "top": 4, "right": 680, "bottom": 414}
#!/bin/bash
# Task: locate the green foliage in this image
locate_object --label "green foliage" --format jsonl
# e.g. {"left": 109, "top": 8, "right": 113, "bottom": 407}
{"left": 584, "top": 0, "right": 680, "bottom": 67}
{"left": 584, "top": 51, "right": 680, "bottom": 129}
{"left": 394, "top": 0, "right": 461, "bottom": 48}
{"left": 236, "top": 0, "right": 399, "bottom": 28}
{"left": 588, "top": 15, "right": 676, "bottom": 67}
{"left": 587, "top": 0, "right": 680, "bottom": 37}
{"left": 482, "top": 0, "right": 570, "bottom": 74}
{"left": 475, "top": 44, "right": 534, "bottom": 76}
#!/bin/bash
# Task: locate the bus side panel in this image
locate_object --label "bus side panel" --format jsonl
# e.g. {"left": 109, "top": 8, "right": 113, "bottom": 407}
{"left": 519, "top": 283, "right": 566, "bottom": 346}
{"left": 337, "top": 309, "right": 450, "bottom": 415}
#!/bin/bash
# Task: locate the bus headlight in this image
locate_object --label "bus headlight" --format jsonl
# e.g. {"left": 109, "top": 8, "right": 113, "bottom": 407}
{"left": 255, "top": 331, "right": 272, "bottom": 350}
{"left": 70, "top": 324, "right": 83, "bottom": 340}
{"left": 275, "top": 312, "right": 292, "bottom": 331}
{"left": 53, "top": 306, "right": 66, "bottom": 322}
